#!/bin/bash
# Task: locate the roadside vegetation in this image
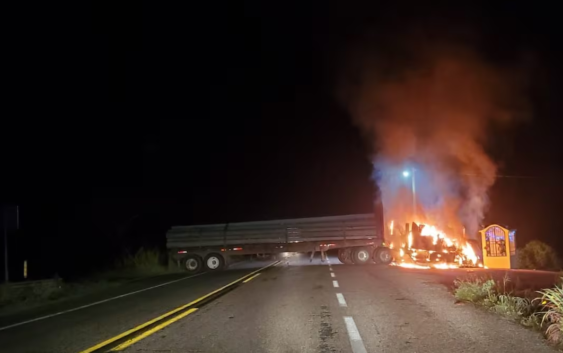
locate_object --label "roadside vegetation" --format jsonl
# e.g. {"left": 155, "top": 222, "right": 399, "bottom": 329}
{"left": 0, "top": 248, "right": 173, "bottom": 315}
{"left": 518, "top": 241, "right": 560, "bottom": 271}
{"left": 454, "top": 275, "right": 563, "bottom": 348}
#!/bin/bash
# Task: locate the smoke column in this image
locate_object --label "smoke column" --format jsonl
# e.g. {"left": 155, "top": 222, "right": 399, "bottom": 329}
{"left": 341, "top": 44, "right": 526, "bottom": 237}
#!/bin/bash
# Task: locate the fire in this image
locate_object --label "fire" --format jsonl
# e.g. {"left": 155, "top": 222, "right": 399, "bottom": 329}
{"left": 462, "top": 242, "right": 478, "bottom": 265}
{"left": 420, "top": 225, "right": 454, "bottom": 247}
{"left": 432, "top": 263, "right": 459, "bottom": 269}
{"left": 387, "top": 219, "right": 480, "bottom": 270}
{"left": 393, "top": 262, "right": 430, "bottom": 269}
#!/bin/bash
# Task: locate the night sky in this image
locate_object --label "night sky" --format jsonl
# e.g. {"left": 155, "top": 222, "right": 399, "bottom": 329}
{"left": 2, "top": 1, "right": 562, "bottom": 279}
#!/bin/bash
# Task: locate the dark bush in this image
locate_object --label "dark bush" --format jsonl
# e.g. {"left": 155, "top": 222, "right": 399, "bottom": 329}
{"left": 518, "top": 241, "right": 559, "bottom": 270}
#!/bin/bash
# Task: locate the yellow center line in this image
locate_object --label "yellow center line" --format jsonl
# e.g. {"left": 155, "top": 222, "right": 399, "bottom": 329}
{"left": 242, "top": 273, "right": 261, "bottom": 283}
{"left": 78, "top": 260, "right": 279, "bottom": 353}
{"left": 110, "top": 308, "right": 199, "bottom": 351}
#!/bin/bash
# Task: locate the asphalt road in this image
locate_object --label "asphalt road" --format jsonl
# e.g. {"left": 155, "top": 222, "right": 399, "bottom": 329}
{"left": 0, "top": 254, "right": 559, "bottom": 353}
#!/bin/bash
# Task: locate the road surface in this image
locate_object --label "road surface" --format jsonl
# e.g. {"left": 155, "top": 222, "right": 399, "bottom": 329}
{"left": 0, "top": 254, "right": 558, "bottom": 353}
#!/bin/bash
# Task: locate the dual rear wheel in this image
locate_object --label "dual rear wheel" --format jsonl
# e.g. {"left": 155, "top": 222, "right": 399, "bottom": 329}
{"left": 183, "top": 253, "right": 225, "bottom": 274}
{"left": 337, "top": 247, "right": 392, "bottom": 265}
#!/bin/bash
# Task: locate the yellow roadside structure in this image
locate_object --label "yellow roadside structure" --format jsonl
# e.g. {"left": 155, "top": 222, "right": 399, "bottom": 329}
{"left": 479, "top": 224, "right": 517, "bottom": 269}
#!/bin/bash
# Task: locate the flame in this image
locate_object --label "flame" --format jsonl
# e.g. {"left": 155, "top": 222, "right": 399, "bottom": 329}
{"left": 387, "top": 219, "right": 479, "bottom": 270}
{"left": 420, "top": 224, "right": 455, "bottom": 247}
{"left": 394, "top": 263, "right": 430, "bottom": 269}
{"left": 462, "top": 242, "right": 478, "bottom": 265}
{"left": 432, "top": 263, "right": 459, "bottom": 269}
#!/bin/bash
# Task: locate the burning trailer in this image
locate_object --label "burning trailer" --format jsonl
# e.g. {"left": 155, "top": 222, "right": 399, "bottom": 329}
{"left": 388, "top": 221, "right": 481, "bottom": 269}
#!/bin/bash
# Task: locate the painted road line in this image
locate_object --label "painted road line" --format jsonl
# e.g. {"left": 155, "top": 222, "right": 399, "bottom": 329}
{"left": 330, "top": 272, "right": 335, "bottom": 278}
{"left": 344, "top": 316, "right": 368, "bottom": 353}
{"left": 336, "top": 293, "right": 347, "bottom": 307}
{"left": 110, "top": 308, "right": 199, "bottom": 351}
{"left": 329, "top": 267, "right": 333, "bottom": 272}
{"left": 78, "top": 260, "right": 280, "bottom": 353}
{"left": 0, "top": 272, "right": 208, "bottom": 332}
{"left": 333, "top": 280, "right": 339, "bottom": 288}
{"left": 242, "top": 273, "right": 261, "bottom": 283}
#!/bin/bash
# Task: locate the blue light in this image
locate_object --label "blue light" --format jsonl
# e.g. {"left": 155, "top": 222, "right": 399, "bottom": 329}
{"left": 402, "top": 170, "right": 410, "bottom": 177}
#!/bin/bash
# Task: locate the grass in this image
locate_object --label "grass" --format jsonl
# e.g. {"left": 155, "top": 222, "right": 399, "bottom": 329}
{"left": 454, "top": 277, "right": 496, "bottom": 303}
{"left": 454, "top": 275, "right": 563, "bottom": 348}
{"left": 538, "top": 283, "right": 563, "bottom": 344}
{"left": 106, "top": 247, "right": 170, "bottom": 280}
{"left": 0, "top": 248, "right": 172, "bottom": 316}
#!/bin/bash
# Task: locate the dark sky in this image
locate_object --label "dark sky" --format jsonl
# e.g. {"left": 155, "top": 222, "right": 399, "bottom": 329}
{"left": 2, "top": 1, "right": 562, "bottom": 279}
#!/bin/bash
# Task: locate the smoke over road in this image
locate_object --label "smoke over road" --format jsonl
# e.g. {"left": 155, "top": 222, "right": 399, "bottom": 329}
{"left": 341, "top": 43, "right": 528, "bottom": 237}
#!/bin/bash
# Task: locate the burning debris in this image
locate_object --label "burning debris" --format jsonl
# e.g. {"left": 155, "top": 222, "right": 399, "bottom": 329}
{"left": 388, "top": 221, "right": 480, "bottom": 269}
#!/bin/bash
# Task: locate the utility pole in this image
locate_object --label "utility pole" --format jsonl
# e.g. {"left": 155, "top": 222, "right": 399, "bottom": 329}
{"left": 411, "top": 167, "right": 416, "bottom": 220}
{"left": 3, "top": 210, "right": 8, "bottom": 283}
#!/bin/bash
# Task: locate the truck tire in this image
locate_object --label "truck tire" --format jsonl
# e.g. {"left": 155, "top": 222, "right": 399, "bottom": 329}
{"left": 338, "top": 248, "right": 353, "bottom": 264}
{"left": 204, "top": 253, "right": 225, "bottom": 271}
{"left": 352, "top": 247, "right": 372, "bottom": 265}
{"left": 184, "top": 255, "right": 203, "bottom": 274}
{"left": 373, "top": 247, "right": 392, "bottom": 265}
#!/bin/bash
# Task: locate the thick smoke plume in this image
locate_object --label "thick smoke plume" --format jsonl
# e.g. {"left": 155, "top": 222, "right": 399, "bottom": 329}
{"left": 342, "top": 44, "right": 526, "bottom": 238}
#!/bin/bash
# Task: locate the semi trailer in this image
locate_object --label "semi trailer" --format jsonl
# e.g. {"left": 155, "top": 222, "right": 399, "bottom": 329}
{"left": 166, "top": 213, "right": 392, "bottom": 273}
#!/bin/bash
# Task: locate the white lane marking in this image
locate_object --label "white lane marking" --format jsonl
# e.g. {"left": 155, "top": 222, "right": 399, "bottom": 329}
{"left": 0, "top": 271, "right": 209, "bottom": 332}
{"left": 344, "top": 316, "right": 367, "bottom": 353}
{"left": 333, "top": 280, "right": 339, "bottom": 288}
{"left": 329, "top": 267, "right": 333, "bottom": 272}
{"left": 336, "top": 293, "right": 347, "bottom": 307}
{"left": 330, "top": 272, "right": 335, "bottom": 278}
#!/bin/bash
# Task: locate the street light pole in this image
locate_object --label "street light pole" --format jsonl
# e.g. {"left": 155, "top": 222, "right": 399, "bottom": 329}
{"left": 411, "top": 168, "right": 416, "bottom": 219}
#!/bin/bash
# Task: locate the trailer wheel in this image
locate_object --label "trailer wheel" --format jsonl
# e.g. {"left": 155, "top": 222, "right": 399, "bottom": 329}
{"left": 373, "top": 247, "right": 392, "bottom": 265}
{"left": 184, "top": 255, "right": 203, "bottom": 274}
{"left": 352, "top": 247, "right": 372, "bottom": 265}
{"left": 338, "top": 248, "right": 353, "bottom": 264}
{"left": 204, "top": 253, "right": 225, "bottom": 271}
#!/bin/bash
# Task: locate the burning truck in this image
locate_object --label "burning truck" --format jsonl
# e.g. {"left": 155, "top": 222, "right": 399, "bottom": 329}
{"left": 387, "top": 220, "right": 481, "bottom": 269}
